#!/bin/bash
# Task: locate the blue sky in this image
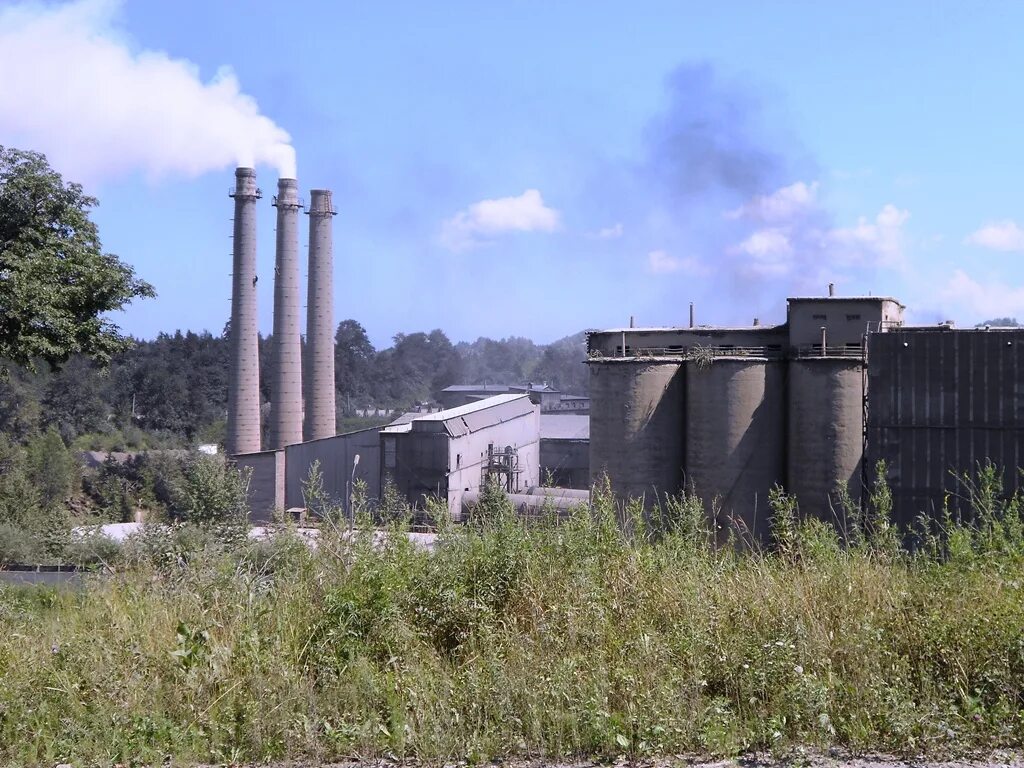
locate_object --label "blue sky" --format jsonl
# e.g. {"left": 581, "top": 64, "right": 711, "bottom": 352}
{"left": 3, "top": 0, "right": 1024, "bottom": 347}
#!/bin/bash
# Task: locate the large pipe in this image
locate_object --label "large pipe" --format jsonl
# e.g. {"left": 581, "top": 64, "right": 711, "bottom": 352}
{"left": 269, "top": 178, "right": 303, "bottom": 449}
{"left": 303, "top": 189, "right": 337, "bottom": 441}
{"left": 227, "top": 167, "right": 262, "bottom": 455}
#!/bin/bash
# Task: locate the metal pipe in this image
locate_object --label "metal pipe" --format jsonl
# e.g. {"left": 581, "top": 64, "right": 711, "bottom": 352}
{"left": 820, "top": 325, "right": 827, "bottom": 357}
{"left": 689, "top": 302, "right": 695, "bottom": 328}
{"left": 227, "top": 167, "right": 262, "bottom": 455}
{"left": 269, "top": 178, "right": 303, "bottom": 449}
{"left": 303, "top": 189, "right": 337, "bottom": 441}
{"left": 828, "top": 282, "right": 835, "bottom": 297}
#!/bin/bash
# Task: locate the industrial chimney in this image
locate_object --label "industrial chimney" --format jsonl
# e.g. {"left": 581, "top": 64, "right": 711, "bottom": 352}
{"left": 268, "top": 178, "right": 304, "bottom": 449}
{"left": 303, "top": 189, "right": 337, "bottom": 441}
{"left": 226, "top": 167, "right": 262, "bottom": 456}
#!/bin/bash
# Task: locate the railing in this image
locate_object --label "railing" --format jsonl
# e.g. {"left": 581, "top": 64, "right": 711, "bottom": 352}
{"left": 228, "top": 186, "right": 263, "bottom": 199}
{"left": 792, "top": 344, "right": 865, "bottom": 360}
{"left": 588, "top": 343, "right": 864, "bottom": 360}
{"left": 592, "top": 345, "right": 785, "bottom": 360}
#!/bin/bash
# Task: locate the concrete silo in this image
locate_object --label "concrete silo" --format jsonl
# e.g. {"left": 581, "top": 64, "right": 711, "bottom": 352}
{"left": 787, "top": 358, "right": 865, "bottom": 517}
{"left": 226, "top": 167, "right": 262, "bottom": 456}
{"left": 303, "top": 189, "right": 337, "bottom": 441}
{"left": 685, "top": 357, "right": 785, "bottom": 542}
{"left": 268, "top": 178, "right": 304, "bottom": 450}
{"left": 588, "top": 360, "right": 684, "bottom": 504}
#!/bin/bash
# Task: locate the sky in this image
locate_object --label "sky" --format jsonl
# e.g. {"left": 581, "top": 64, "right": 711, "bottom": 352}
{"left": 2, "top": 0, "right": 1024, "bottom": 348}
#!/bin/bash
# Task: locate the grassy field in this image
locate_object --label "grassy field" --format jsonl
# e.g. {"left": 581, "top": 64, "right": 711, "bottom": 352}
{"left": 1, "top": 476, "right": 1023, "bottom": 766}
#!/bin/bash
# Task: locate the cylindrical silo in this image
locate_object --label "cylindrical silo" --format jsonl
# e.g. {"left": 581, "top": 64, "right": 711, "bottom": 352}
{"left": 787, "top": 358, "right": 864, "bottom": 519}
{"left": 685, "top": 357, "right": 785, "bottom": 543}
{"left": 268, "top": 178, "right": 303, "bottom": 449}
{"left": 227, "top": 167, "right": 262, "bottom": 456}
{"left": 588, "top": 360, "right": 684, "bottom": 505}
{"left": 303, "top": 189, "right": 337, "bottom": 441}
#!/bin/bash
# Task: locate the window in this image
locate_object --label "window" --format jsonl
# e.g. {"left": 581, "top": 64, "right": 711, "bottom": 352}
{"left": 812, "top": 313, "right": 827, "bottom": 320}
{"left": 384, "top": 438, "right": 396, "bottom": 469}
{"left": 846, "top": 313, "right": 861, "bottom": 321}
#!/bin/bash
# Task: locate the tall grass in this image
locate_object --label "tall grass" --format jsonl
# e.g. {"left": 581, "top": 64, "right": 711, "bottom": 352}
{"left": 2, "top": 472, "right": 1024, "bottom": 765}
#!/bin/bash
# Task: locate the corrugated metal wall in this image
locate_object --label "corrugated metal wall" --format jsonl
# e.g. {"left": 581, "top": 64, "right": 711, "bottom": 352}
{"left": 867, "top": 329, "right": 1024, "bottom": 527}
{"left": 284, "top": 428, "right": 381, "bottom": 514}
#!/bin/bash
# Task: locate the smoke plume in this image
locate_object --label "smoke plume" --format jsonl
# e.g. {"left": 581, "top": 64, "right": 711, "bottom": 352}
{"left": 0, "top": 0, "right": 296, "bottom": 182}
{"left": 639, "top": 64, "right": 908, "bottom": 312}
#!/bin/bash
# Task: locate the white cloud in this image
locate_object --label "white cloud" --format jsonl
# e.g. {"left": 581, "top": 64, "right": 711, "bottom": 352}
{"left": 735, "top": 228, "right": 792, "bottom": 257}
{"left": 726, "top": 181, "right": 819, "bottom": 222}
{"left": 941, "top": 270, "right": 1024, "bottom": 318}
{"left": 827, "top": 204, "right": 909, "bottom": 268}
{"left": 965, "top": 220, "right": 1024, "bottom": 252}
{"left": 440, "top": 189, "right": 561, "bottom": 251}
{"left": 730, "top": 229, "right": 794, "bottom": 277}
{"left": 646, "top": 250, "right": 707, "bottom": 275}
{"left": 593, "top": 222, "right": 624, "bottom": 240}
{"left": 0, "top": 0, "right": 295, "bottom": 182}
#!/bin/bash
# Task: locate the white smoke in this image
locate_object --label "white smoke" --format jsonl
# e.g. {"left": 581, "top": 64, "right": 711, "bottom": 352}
{"left": 0, "top": 0, "right": 296, "bottom": 182}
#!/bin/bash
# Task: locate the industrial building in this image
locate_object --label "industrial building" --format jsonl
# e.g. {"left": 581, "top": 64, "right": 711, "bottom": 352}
{"left": 380, "top": 394, "right": 540, "bottom": 514}
{"left": 240, "top": 394, "right": 541, "bottom": 521}
{"left": 587, "top": 293, "right": 905, "bottom": 539}
{"left": 222, "top": 167, "right": 1024, "bottom": 536}
{"left": 588, "top": 294, "right": 1024, "bottom": 537}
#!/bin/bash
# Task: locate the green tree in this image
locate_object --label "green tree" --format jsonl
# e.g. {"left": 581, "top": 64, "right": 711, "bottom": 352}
{"left": 334, "top": 319, "right": 375, "bottom": 412}
{"left": 0, "top": 146, "right": 154, "bottom": 368}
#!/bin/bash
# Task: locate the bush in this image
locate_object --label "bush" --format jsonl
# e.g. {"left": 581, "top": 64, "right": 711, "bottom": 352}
{"left": 170, "top": 454, "right": 249, "bottom": 531}
{"left": 0, "top": 522, "right": 41, "bottom": 565}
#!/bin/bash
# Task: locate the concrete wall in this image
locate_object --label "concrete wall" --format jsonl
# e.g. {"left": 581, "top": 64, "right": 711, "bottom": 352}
{"left": 587, "top": 326, "right": 786, "bottom": 358}
{"left": 867, "top": 328, "right": 1024, "bottom": 527}
{"left": 233, "top": 450, "right": 285, "bottom": 522}
{"left": 589, "top": 360, "right": 684, "bottom": 504}
{"left": 788, "top": 298, "right": 904, "bottom": 347}
{"left": 284, "top": 427, "right": 381, "bottom": 514}
{"left": 787, "top": 359, "right": 865, "bottom": 518}
{"left": 685, "top": 358, "right": 785, "bottom": 541}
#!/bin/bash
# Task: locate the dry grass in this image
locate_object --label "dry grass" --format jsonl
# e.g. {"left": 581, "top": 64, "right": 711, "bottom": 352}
{"left": 1, "top": 476, "right": 1023, "bottom": 766}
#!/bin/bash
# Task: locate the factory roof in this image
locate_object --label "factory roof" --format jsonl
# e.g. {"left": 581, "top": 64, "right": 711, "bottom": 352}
{"left": 442, "top": 384, "right": 514, "bottom": 393}
{"left": 540, "top": 413, "right": 590, "bottom": 441}
{"left": 382, "top": 394, "right": 537, "bottom": 439}
{"left": 442, "top": 383, "right": 559, "bottom": 393}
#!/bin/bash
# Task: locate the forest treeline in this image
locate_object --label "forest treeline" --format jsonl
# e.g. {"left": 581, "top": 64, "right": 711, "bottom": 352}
{"left": 0, "top": 320, "right": 588, "bottom": 450}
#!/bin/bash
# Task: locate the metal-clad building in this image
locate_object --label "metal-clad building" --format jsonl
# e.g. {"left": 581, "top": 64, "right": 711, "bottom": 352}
{"left": 380, "top": 394, "right": 541, "bottom": 515}
{"left": 233, "top": 449, "right": 285, "bottom": 522}
{"left": 284, "top": 427, "right": 382, "bottom": 515}
{"left": 866, "top": 327, "right": 1024, "bottom": 526}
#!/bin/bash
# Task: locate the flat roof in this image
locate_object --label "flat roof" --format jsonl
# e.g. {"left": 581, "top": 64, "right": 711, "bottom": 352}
{"left": 591, "top": 323, "right": 785, "bottom": 334}
{"left": 441, "top": 384, "right": 512, "bottom": 393}
{"left": 540, "top": 413, "right": 590, "bottom": 440}
{"left": 788, "top": 296, "right": 905, "bottom": 307}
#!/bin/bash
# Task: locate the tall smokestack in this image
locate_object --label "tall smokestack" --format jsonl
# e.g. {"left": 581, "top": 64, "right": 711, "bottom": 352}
{"left": 304, "top": 189, "right": 337, "bottom": 441}
{"left": 227, "top": 167, "right": 262, "bottom": 455}
{"left": 268, "top": 178, "right": 303, "bottom": 449}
